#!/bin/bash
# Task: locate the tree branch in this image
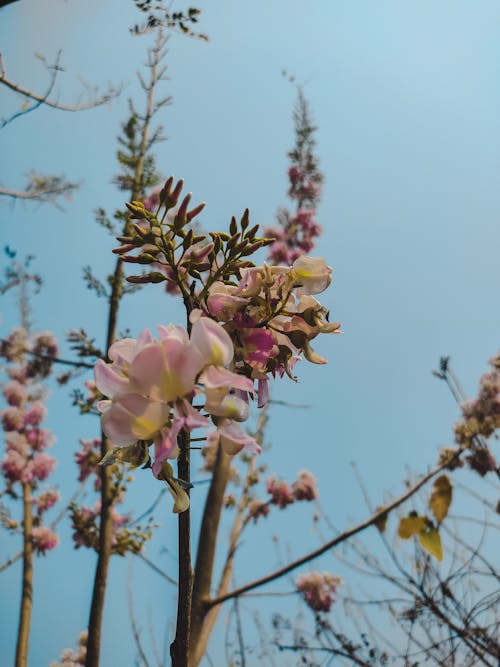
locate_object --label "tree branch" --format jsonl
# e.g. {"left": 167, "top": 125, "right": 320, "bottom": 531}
{"left": 208, "top": 452, "right": 462, "bottom": 608}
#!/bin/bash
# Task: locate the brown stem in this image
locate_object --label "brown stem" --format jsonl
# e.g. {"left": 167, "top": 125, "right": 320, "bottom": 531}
{"left": 189, "top": 444, "right": 232, "bottom": 663}
{"left": 15, "top": 483, "right": 33, "bottom": 667}
{"left": 170, "top": 429, "right": 193, "bottom": 666}
{"left": 84, "top": 32, "right": 166, "bottom": 667}
{"left": 190, "top": 408, "right": 268, "bottom": 665}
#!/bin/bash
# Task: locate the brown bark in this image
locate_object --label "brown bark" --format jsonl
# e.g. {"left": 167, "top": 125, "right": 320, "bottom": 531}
{"left": 170, "top": 430, "right": 193, "bottom": 667}
{"left": 15, "top": 482, "right": 33, "bottom": 667}
{"left": 189, "top": 445, "right": 232, "bottom": 664}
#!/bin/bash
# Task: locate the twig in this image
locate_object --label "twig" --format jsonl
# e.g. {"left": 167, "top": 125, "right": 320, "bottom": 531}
{"left": 208, "top": 453, "right": 462, "bottom": 608}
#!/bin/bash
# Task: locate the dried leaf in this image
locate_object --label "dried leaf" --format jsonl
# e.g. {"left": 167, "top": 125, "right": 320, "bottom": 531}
{"left": 374, "top": 507, "right": 388, "bottom": 533}
{"left": 429, "top": 475, "right": 452, "bottom": 523}
{"left": 418, "top": 525, "right": 443, "bottom": 562}
{"left": 398, "top": 514, "right": 426, "bottom": 539}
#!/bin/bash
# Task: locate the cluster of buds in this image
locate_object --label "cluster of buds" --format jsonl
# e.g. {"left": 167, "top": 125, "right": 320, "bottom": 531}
{"left": 246, "top": 470, "right": 319, "bottom": 522}
{"left": 453, "top": 353, "right": 499, "bottom": 477}
{"left": 265, "top": 88, "right": 323, "bottom": 265}
{"left": 50, "top": 630, "right": 87, "bottom": 667}
{"left": 70, "top": 437, "right": 154, "bottom": 554}
{"left": 295, "top": 571, "right": 342, "bottom": 613}
{"left": 94, "top": 178, "right": 339, "bottom": 511}
{"left": 1, "top": 326, "right": 60, "bottom": 555}
{"left": 266, "top": 470, "right": 319, "bottom": 508}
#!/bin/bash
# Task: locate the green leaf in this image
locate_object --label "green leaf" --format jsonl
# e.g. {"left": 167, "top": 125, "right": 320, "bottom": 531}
{"left": 429, "top": 475, "right": 452, "bottom": 523}
{"left": 418, "top": 525, "right": 443, "bottom": 562}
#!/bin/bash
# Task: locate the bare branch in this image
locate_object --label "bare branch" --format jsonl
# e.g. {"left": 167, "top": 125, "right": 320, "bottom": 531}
{"left": 0, "top": 172, "right": 79, "bottom": 207}
{"left": 0, "top": 51, "right": 120, "bottom": 125}
{"left": 208, "top": 452, "right": 463, "bottom": 608}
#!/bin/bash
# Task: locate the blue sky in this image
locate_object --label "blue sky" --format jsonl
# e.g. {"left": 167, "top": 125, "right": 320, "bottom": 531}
{"left": 1, "top": 1, "right": 500, "bottom": 664}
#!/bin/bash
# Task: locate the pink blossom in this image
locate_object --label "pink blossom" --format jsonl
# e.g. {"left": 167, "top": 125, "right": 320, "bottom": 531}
{"left": 2, "top": 380, "right": 27, "bottom": 407}
{"left": 32, "top": 526, "right": 59, "bottom": 555}
{"left": 32, "top": 452, "right": 56, "bottom": 481}
{"left": 7, "top": 364, "right": 29, "bottom": 383}
{"left": 0, "top": 327, "right": 29, "bottom": 362}
{"left": 292, "top": 470, "right": 319, "bottom": 501}
{"left": 23, "top": 401, "right": 47, "bottom": 426}
{"left": 26, "top": 427, "right": 54, "bottom": 451}
{"left": 292, "top": 256, "right": 332, "bottom": 295}
{"left": 266, "top": 475, "right": 295, "bottom": 509}
{"left": 75, "top": 439, "right": 101, "bottom": 483}
{"left": 296, "top": 571, "right": 342, "bottom": 612}
{"left": 2, "top": 406, "right": 24, "bottom": 431}
{"left": 2, "top": 449, "right": 32, "bottom": 483}
{"left": 34, "top": 489, "right": 60, "bottom": 514}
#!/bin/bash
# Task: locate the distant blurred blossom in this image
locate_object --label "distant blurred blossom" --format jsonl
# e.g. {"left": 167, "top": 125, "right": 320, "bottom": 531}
{"left": 266, "top": 87, "right": 323, "bottom": 266}
{"left": 296, "top": 571, "right": 342, "bottom": 613}
{"left": 292, "top": 470, "right": 318, "bottom": 501}
{"left": 32, "top": 526, "right": 59, "bottom": 555}
{"left": 1, "top": 325, "right": 60, "bottom": 552}
{"left": 266, "top": 476, "right": 295, "bottom": 509}
{"left": 34, "top": 489, "right": 61, "bottom": 514}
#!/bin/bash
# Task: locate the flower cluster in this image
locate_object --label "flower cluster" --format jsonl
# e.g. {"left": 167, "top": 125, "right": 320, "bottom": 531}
{"left": 1, "top": 326, "right": 60, "bottom": 555}
{"left": 70, "top": 437, "right": 154, "bottom": 554}
{"left": 246, "top": 470, "right": 319, "bottom": 522}
{"left": 266, "top": 470, "right": 319, "bottom": 509}
{"left": 265, "top": 87, "right": 323, "bottom": 265}
{"left": 94, "top": 177, "right": 338, "bottom": 511}
{"left": 454, "top": 353, "right": 499, "bottom": 477}
{"left": 295, "top": 571, "right": 342, "bottom": 613}
{"left": 94, "top": 313, "right": 259, "bottom": 474}
{"left": 50, "top": 631, "right": 87, "bottom": 667}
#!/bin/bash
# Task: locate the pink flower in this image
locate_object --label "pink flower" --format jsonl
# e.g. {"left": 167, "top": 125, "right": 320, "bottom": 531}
{"left": 34, "top": 489, "right": 60, "bottom": 514}
{"left": 292, "top": 470, "right": 319, "bottom": 501}
{"left": 208, "top": 421, "right": 261, "bottom": 456}
{"left": 292, "top": 256, "right": 332, "bottom": 295}
{"left": 23, "top": 401, "right": 47, "bottom": 426}
{"left": 266, "top": 475, "right": 295, "bottom": 509}
{"left": 75, "top": 439, "right": 101, "bottom": 483}
{"left": 2, "top": 449, "right": 31, "bottom": 483}
{"left": 2, "top": 407, "right": 24, "bottom": 431}
{"left": 2, "top": 381, "right": 27, "bottom": 407}
{"left": 32, "top": 453, "right": 56, "bottom": 481}
{"left": 296, "top": 571, "right": 342, "bottom": 612}
{"left": 32, "top": 526, "right": 59, "bottom": 555}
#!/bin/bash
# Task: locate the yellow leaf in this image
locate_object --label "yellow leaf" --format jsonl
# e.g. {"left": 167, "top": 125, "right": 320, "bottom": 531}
{"left": 418, "top": 525, "right": 443, "bottom": 562}
{"left": 429, "top": 475, "right": 452, "bottom": 523}
{"left": 398, "top": 514, "right": 426, "bottom": 539}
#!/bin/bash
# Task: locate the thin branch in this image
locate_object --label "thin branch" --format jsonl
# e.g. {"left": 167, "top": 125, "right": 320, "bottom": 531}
{"left": 0, "top": 549, "right": 22, "bottom": 573}
{"left": 0, "top": 51, "right": 120, "bottom": 120}
{"left": 208, "top": 453, "right": 462, "bottom": 608}
{"left": 134, "top": 552, "right": 177, "bottom": 586}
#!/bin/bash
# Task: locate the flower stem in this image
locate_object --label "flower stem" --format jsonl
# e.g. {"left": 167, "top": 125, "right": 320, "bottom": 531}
{"left": 170, "top": 429, "right": 193, "bottom": 667}
{"left": 15, "top": 482, "right": 33, "bottom": 667}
